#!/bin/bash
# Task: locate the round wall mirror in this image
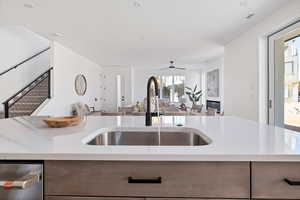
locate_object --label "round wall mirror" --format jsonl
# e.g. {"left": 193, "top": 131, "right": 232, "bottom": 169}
{"left": 75, "top": 74, "right": 87, "bottom": 96}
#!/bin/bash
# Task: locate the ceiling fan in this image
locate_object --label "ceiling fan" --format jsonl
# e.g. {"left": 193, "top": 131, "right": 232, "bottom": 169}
{"left": 160, "top": 61, "right": 186, "bottom": 71}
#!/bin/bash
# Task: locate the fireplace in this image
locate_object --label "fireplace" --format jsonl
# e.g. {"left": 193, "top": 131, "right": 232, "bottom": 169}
{"left": 206, "top": 100, "right": 221, "bottom": 113}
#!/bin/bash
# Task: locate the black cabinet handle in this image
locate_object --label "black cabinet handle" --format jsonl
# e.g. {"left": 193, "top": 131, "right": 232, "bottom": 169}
{"left": 128, "top": 176, "right": 162, "bottom": 184}
{"left": 284, "top": 178, "right": 300, "bottom": 186}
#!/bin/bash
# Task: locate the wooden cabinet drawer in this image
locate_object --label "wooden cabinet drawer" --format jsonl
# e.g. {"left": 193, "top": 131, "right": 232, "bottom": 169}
{"left": 46, "top": 197, "right": 142, "bottom": 200}
{"left": 252, "top": 162, "right": 300, "bottom": 199}
{"left": 45, "top": 198, "right": 241, "bottom": 200}
{"left": 45, "top": 161, "right": 250, "bottom": 198}
{"left": 146, "top": 199, "right": 241, "bottom": 200}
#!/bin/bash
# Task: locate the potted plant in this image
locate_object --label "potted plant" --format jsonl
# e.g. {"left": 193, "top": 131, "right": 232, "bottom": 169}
{"left": 185, "top": 85, "right": 203, "bottom": 112}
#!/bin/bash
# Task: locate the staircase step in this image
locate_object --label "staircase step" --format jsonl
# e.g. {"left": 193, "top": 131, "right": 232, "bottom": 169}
{"left": 19, "top": 96, "right": 47, "bottom": 102}
{"left": 9, "top": 111, "right": 31, "bottom": 118}
{"left": 10, "top": 110, "right": 31, "bottom": 113}
{"left": 14, "top": 102, "right": 40, "bottom": 105}
{"left": 39, "top": 81, "right": 48, "bottom": 85}
{"left": 9, "top": 110, "right": 32, "bottom": 116}
{"left": 32, "top": 90, "right": 48, "bottom": 93}
{"left": 22, "top": 95, "right": 46, "bottom": 98}
{"left": 32, "top": 87, "right": 48, "bottom": 90}
{"left": 28, "top": 88, "right": 48, "bottom": 91}
{"left": 26, "top": 91, "right": 48, "bottom": 96}
{"left": 36, "top": 86, "right": 48, "bottom": 90}
{"left": 36, "top": 80, "right": 48, "bottom": 85}
{"left": 31, "top": 91, "right": 48, "bottom": 94}
{"left": 38, "top": 84, "right": 48, "bottom": 88}
{"left": 27, "top": 87, "right": 48, "bottom": 92}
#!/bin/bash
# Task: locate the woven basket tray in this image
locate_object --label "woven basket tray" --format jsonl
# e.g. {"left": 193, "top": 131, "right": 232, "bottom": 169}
{"left": 43, "top": 116, "right": 84, "bottom": 128}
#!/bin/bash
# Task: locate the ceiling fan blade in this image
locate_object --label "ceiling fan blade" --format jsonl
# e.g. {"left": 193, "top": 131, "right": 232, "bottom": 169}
{"left": 175, "top": 67, "right": 186, "bottom": 70}
{"left": 159, "top": 68, "right": 168, "bottom": 71}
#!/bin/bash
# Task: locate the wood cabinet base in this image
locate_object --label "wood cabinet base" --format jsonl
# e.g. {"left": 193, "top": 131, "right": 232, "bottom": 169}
{"left": 45, "top": 161, "right": 250, "bottom": 199}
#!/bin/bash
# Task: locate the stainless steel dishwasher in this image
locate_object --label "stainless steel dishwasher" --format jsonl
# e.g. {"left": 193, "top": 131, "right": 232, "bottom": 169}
{"left": 0, "top": 161, "right": 43, "bottom": 200}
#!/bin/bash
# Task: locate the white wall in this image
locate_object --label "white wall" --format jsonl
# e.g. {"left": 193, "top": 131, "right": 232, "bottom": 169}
{"left": 0, "top": 26, "right": 50, "bottom": 72}
{"left": 37, "top": 42, "right": 103, "bottom": 116}
{"left": 224, "top": 1, "right": 300, "bottom": 122}
{"left": 0, "top": 26, "right": 50, "bottom": 111}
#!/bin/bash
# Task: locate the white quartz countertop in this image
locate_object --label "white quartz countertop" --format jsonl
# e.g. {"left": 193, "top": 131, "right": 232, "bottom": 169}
{"left": 1, "top": 115, "right": 300, "bottom": 161}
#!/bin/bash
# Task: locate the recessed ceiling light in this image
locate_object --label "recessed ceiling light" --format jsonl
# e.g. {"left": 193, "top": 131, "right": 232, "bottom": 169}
{"left": 133, "top": 1, "right": 141, "bottom": 8}
{"left": 24, "top": 3, "right": 34, "bottom": 8}
{"left": 245, "top": 13, "right": 255, "bottom": 19}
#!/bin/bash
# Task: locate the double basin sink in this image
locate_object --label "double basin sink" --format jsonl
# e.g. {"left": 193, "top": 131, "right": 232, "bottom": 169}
{"left": 84, "top": 127, "right": 211, "bottom": 146}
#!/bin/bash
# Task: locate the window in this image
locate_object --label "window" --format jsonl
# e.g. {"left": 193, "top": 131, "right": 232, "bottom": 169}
{"left": 160, "top": 75, "right": 185, "bottom": 103}
{"left": 285, "top": 62, "right": 294, "bottom": 75}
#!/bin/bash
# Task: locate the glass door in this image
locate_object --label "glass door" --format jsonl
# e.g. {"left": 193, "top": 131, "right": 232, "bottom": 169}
{"left": 269, "top": 21, "right": 300, "bottom": 131}
{"left": 283, "top": 37, "right": 300, "bottom": 130}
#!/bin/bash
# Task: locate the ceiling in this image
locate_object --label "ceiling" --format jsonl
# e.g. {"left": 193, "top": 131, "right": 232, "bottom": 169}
{"left": 0, "top": 0, "right": 291, "bottom": 68}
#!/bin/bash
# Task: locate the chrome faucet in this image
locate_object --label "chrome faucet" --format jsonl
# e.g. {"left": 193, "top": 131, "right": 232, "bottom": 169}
{"left": 145, "top": 76, "right": 159, "bottom": 126}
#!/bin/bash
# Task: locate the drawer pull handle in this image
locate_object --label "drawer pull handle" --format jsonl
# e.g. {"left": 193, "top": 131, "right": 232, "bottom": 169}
{"left": 284, "top": 178, "right": 300, "bottom": 186}
{"left": 128, "top": 176, "right": 162, "bottom": 184}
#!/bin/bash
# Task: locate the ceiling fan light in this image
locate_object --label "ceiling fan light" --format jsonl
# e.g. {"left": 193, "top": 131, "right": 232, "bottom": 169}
{"left": 169, "top": 61, "right": 175, "bottom": 68}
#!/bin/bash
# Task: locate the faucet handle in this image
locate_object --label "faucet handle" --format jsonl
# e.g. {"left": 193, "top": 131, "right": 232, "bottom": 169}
{"left": 151, "top": 112, "right": 163, "bottom": 117}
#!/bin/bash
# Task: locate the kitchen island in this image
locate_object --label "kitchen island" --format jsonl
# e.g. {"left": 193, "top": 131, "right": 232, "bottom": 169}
{"left": 0, "top": 115, "right": 299, "bottom": 161}
{"left": 1, "top": 116, "right": 300, "bottom": 199}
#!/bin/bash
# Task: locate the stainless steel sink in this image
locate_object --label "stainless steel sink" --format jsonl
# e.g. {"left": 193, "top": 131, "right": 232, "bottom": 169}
{"left": 85, "top": 128, "right": 211, "bottom": 146}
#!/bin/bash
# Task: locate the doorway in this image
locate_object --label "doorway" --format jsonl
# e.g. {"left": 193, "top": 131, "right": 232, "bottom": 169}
{"left": 269, "top": 21, "right": 300, "bottom": 131}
